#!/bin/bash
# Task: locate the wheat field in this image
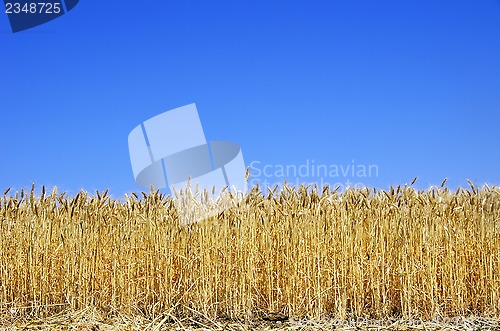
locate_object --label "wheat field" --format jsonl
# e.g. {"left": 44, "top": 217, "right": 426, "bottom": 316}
{"left": 0, "top": 182, "right": 499, "bottom": 329}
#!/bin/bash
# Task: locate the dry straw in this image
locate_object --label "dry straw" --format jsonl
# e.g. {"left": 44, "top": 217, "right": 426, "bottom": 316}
{"left": 0, "top": 182, "right": 499, "bottom": 328}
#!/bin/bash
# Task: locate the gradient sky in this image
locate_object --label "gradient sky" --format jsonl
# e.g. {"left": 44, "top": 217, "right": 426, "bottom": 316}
{"left": 1, "top": 1, "right": 499, "bottom": 198}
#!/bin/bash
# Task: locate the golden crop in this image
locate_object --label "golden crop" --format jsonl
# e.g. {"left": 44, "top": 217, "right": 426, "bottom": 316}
{"left": 0, "top": 183, "right": 499, "bottom": 322}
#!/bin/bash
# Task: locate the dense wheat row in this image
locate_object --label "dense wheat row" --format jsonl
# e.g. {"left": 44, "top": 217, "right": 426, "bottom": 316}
{"left": 0, "top": 183, "right": 499, "bottom": 321}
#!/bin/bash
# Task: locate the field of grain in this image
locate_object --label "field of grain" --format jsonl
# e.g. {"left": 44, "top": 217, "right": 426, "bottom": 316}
{"left": 0, "top": 183, "right": 499, "bottom": 330}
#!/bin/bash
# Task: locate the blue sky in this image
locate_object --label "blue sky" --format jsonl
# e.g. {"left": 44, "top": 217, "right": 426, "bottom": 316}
{"left": 1, "top": 1, "right": 499, "bottom": 198}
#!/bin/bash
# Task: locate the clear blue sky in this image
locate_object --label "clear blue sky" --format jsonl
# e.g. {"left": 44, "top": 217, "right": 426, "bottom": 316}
{"left": 1, "top": 1, "right": 499, "bottom": 198}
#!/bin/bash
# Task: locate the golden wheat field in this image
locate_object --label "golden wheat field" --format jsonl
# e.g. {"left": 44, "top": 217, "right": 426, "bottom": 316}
{"left": 1, "top": 182, "right": 500, "bottom": 330}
